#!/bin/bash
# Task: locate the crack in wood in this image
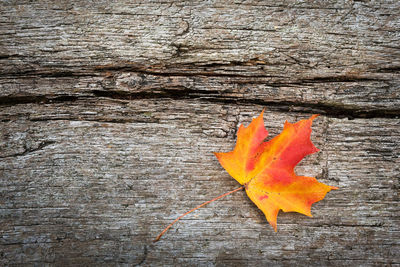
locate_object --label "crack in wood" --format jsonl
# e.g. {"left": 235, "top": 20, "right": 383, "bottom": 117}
{"left": 1, "top": 63, "right": 393, "bottom": 82}
{"left": 1, "top": 90, "right": 399, "bottom": 119}
{"left": 0, "top": 141, "right": 55, "bottom": 159}
{"left": 90, "top": 90, "right": 400, "bottom": 119}
{"left": 135, "top": 245, "right": 148, "bottom": 266}
{"left": 0, "top": 95, "right": 79, "bottom": 106}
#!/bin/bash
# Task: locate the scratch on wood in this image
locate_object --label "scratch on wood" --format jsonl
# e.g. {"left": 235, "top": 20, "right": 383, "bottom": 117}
{"left": 0, "top": 141, "right": 55, "bottom": 158}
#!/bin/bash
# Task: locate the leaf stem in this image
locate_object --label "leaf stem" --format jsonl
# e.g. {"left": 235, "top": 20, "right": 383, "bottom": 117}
{"left": 153, "top": 185, "right": 245, "bottom": 242}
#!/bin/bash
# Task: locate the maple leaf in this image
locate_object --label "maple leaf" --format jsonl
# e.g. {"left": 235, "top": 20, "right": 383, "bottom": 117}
{"left": 154, "top": 110, "right": 337, "bottom": 242}
{"left": 214, "top": 110, "right": 337, "bottom": 231}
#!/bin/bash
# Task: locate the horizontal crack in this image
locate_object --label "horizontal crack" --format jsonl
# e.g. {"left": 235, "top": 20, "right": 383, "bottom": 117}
{"left": 91, "top": 89, "right": 400, "bottom": 119}
{"left": 0, "top": 95, "right": 79, "bottom": 106}
{"left": 1, "top": 90, "right": 399, "bottom": 119}
{"left": 29, "top": 116, "right": 159, "bottom": 124}
{"left": 94, "top": 64, "right": 279, "bottom": 78}
{"left": 300, "top": 75, "right": 381, "bottom": 83}
{"left": 2, "top": 64, "right": 389, "bottom": 82}
{"left": 94, "top": 65, "right": 388, "bottom": 82}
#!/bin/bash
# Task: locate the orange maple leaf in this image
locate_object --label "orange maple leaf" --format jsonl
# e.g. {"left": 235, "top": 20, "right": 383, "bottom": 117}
{"left": 154, "top": 111, "right": 337, "bottom": 241}
{"left": 214, "top": 110, "right": 337, "bottom": 231}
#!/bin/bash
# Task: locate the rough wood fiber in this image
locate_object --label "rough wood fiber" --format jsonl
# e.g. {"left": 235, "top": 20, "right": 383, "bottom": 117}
{"left": 0, "top": 0, "right": 399, "bottom": 266}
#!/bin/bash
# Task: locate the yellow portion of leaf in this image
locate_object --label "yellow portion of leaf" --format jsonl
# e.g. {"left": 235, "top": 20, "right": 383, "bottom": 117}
{"left": 246, "top": 171, "right": 336, "bottom": 231}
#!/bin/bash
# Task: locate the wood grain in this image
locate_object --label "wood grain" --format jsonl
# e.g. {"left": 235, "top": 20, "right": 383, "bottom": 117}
{"left": 1, "top": 0, "right": 399, "bottom": 266}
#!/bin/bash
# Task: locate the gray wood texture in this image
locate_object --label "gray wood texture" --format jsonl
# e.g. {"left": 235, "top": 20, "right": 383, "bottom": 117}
{"left": 1, "top": 1, "right": 399, "bottom": 266}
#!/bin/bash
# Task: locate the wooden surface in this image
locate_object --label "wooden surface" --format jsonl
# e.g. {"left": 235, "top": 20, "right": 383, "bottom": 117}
{"left": 1, "top": 1, "right": 399, "bottom": 266}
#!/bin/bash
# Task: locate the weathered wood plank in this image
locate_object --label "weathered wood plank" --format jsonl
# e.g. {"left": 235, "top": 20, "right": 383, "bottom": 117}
{"left": 0, "top": 101, "right": 399, "bottom": 265}
{"left": 1, "top": 74, "right": 399, "bottom": 118}
{"left": 1, "top": 0, "right": 399, "bottom": 116}
{"left": 1, "top": 0, "right": 399, "bottom": 75}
